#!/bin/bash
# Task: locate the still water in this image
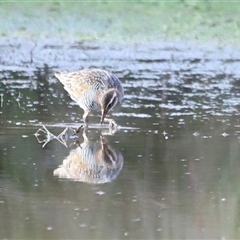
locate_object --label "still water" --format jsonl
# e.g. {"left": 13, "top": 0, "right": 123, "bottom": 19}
{"left": 1, "top": 38, "right": 240, "bottom": 239}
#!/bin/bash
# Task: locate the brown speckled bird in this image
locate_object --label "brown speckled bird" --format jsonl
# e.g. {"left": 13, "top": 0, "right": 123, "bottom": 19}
{"left": 55, "top": 69, "right": 124, "bottom": 126}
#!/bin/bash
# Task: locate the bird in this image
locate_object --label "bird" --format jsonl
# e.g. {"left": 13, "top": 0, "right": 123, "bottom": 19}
{"left": 55, "top": 69, "right": 124, "bottom": 126}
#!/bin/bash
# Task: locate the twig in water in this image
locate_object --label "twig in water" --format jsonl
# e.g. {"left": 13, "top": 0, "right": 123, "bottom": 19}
{"left": 0, "top": 94, "right": 3, "bottom": 108}
{"left": 30, "top": 41, "right": 37, "bottom": 64}
{"left": 15, "top": 92, "right": 22, "bottom": 108}
{"left": 34, "top": 125, "right": 56, "bottom": 148}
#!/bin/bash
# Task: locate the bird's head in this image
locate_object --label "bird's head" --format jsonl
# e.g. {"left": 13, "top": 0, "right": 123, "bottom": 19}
{"left": 100, "top": 89, "right": 120, "bottom": 124}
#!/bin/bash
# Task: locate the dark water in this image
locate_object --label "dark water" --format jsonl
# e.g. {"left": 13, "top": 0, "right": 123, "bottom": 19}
{"left": 1, "top": 38, "right": 240, "bottom": 239}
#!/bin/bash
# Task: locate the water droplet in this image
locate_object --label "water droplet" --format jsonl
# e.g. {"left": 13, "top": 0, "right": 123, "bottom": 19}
{"left": 132, "top": 218, "right": 141, "bottom": 222}
{"left": 222, "top": 132, "right": 229, "bottom": 137}
{"left": 96, "top": 191, "right": 105, "bottom": 195}
{"left": 202, "top": 135, "right": 212, "bottom": 138}
{"left": 162, "top": 131, "right": 167, "bottom": 136}
{"left": 180, "top": 159, "right": 187, "bottom": 162}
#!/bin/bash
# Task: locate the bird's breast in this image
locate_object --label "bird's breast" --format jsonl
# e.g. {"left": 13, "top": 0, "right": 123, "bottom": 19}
{"left": 78, "top": 90, "right": 102, "bottom": 111}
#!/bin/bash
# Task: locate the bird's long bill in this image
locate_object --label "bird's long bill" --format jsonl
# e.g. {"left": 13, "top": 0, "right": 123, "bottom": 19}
{"left": 100, "top": 110, "right": 107, "bottom": 124}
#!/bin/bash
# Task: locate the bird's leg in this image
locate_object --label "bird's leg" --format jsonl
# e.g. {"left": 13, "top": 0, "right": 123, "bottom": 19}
{"left": 72, "top": 123, "right": 88, "bottom": 136}
{"left": 71, "top": 109, "right": 89, "bottom": 139}
{"left": 83, "top": 110, "right": 90, "bottom": 125}
{"left": 72, "top": 125, "right": 84, "bottom": 137}
{"left": 71, "top": 124, "right": 89, "bottom": 148}
{"left": 71, "top": 109, "right": 89, "bottom": 138}
{"left": 100, "top": 135, "right": 108, "bottom": 146}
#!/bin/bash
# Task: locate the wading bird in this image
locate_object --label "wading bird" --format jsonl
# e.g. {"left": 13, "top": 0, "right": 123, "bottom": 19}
{"left": 55, "top": 69, "right": 124, "bottom": 127}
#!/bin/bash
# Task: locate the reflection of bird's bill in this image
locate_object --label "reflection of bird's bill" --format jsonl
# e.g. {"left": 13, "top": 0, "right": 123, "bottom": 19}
{"left": 100, "top": 135, "right": 108, "bottom": 144}
{"left": 100, "top": 110, "right": 107, "bottom": 124}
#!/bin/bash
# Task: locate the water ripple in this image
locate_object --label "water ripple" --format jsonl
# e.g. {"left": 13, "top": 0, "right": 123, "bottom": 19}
{"left": 1, "top": 39, "right": 240, "bottom": 124}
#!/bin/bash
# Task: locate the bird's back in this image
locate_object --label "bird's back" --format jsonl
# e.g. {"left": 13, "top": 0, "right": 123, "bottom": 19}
{"left": 55, "top": 69, "right": 123, "bottom": 108}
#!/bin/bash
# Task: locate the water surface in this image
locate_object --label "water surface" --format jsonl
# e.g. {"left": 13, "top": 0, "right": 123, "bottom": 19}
{"left": 1, "top": 39, "right": 240, "bottom": 239}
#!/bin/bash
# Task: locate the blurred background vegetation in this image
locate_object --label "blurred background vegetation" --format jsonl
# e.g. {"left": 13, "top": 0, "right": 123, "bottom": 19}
{"left": 0, "top": 0, "right": 240, "bottom": 44}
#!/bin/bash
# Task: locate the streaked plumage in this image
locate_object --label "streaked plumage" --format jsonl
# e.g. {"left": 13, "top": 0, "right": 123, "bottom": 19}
{"left": 53, "top": 134, "right": 124, "bottom": 184}
{"left": 55, "top": 68, "right": 124, "bottom": 125}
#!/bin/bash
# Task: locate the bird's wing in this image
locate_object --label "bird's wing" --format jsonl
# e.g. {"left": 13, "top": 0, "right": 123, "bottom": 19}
{"left": 55, "top": 71, "right": 94, "bottom": 99}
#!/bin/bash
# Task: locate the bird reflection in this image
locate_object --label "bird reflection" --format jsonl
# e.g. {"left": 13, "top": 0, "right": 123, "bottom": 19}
{"left": 53, "top": 128, "right": 124, "bottom": 184}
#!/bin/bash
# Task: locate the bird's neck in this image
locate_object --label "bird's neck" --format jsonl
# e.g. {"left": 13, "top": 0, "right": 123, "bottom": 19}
{"left": 97, "top": 89, "right": 119, "bottom": 106}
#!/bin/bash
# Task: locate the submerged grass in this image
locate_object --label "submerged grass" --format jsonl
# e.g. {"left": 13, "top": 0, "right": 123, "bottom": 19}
{"left": 0, "top": 1, "right": 240, "bottom": 44}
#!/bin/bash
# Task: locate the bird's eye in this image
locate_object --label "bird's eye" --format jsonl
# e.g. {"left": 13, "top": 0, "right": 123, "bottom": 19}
{"left": 107, "top": 103, "right": 113, "bottom": 109}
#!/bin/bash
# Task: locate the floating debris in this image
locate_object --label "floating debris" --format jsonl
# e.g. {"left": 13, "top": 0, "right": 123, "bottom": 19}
{"left": 34, "top": 125, "right": 57, "bottom": 148}
{"left": 34, "top": 125, "right": 76, "bottom": 148}
{"left": 15, "top": 92, "right": 22, "bottom": 108}
{"left": 34, "top": 124, "right": 120, "bottom": 148}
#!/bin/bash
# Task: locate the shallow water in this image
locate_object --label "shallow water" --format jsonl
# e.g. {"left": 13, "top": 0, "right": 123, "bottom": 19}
{"left": 1, "top": 39, "right": 240, "bottom": 239}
